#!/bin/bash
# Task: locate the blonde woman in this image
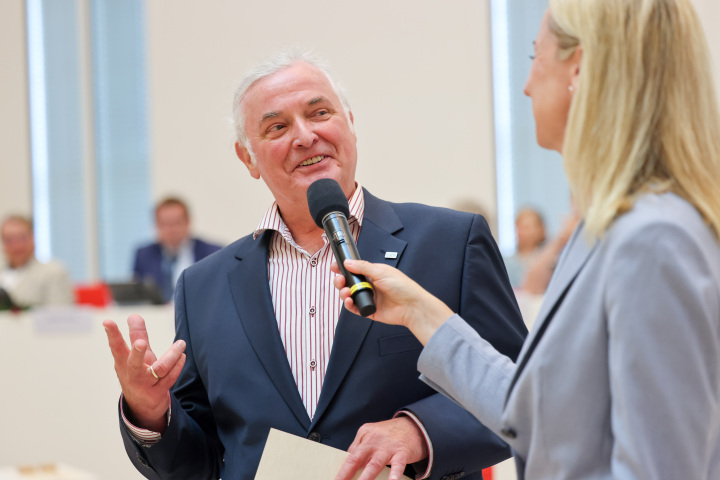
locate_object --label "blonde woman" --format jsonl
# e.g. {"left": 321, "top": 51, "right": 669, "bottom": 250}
{"left": 334, "top": 0, "right": 720, "bottom": 478}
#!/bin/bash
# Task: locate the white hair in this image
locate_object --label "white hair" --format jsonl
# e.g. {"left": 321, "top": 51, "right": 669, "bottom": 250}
{"left": 232, "top": 46, "right": 353, "bottom": 164}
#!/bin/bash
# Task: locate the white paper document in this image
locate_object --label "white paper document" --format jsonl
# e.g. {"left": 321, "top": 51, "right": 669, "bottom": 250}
{"left": 255, "top": 428, "right": 411, "bottom": 480}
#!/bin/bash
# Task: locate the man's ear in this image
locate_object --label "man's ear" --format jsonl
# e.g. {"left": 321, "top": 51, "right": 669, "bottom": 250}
{"left": 235, "top": 142, "right": 260, "bottom": 179}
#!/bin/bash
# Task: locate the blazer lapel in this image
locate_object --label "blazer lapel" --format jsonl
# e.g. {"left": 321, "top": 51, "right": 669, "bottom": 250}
{"left": 311, "top": 191, "right": 407, "bottom": 425}
{"left": 227, "top": 232, "right": 311, "bottom": 429}
{"left": 505, "top": 222, "right": 598, "bottom": 403}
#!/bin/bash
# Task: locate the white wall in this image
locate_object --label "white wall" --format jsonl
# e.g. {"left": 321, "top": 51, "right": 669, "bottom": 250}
{"left": 0, "top": 0, "right": 32, "bottom": 220}
{"left": 144, "top": 0, "right": 497, "bottom": 245}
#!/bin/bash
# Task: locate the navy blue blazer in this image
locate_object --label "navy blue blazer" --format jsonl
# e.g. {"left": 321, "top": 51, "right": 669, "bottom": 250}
{"left": 121, "top": 190, "right": 527, "bottom": 480}
{"left": 132, "top": 238, "right": 222, "bottom": 290}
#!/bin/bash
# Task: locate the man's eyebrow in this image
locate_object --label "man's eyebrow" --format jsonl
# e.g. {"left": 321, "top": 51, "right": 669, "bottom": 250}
{"left": 309, "top": 96, "right": 329, "bottom": 106}
{"left": 261, "top": 111, "right": 280, "bottom": 122}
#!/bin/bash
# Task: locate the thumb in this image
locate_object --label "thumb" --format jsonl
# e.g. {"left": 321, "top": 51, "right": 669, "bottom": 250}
{"left": 342, "top": 259, "right": 376, "bottom": 278}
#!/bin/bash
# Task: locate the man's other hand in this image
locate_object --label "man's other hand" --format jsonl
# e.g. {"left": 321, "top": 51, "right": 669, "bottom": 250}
{"left": 335, "top": 416, "right": 428, "bottom": 480}
{"left": 103, "top": 314, "right": 186, "bottom": 433}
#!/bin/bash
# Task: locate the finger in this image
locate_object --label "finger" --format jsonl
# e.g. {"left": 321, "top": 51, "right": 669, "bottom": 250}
{"left": 127, "top": 314, "right": 150, "bottom": 348}
{"left": 357, "top": 458, "right": 387, "bottom": 480}
{"left": 342, "top": 259, "right": 375, "bottom": 277}
{"left": 128, "top": 338, "right": 149, "bottom": 376}
{"left": 334, "top": 451, "right": 367, "bottom": 480}
{"left": 343, "top": 296, "right": 361, "bottom": 316}
{"left": 387, "top": 461, "right": 407, "bottom": 480}
{"left": 128, "top": 314, "right": 158, "bottom": 364}
{"left": 103, "top": 320, "right": 130, "bottom": 363}
{"left": 330, "top": 261, "right": 341, "bottom": 275}
{"left": 157, "top": 352, "right": 187, "bottom": 389}
{"left": 151, "top": 340, "right": 187, "bottom": 379}
{"left": 333, "top": 273, "right": 347, "bottom": 290}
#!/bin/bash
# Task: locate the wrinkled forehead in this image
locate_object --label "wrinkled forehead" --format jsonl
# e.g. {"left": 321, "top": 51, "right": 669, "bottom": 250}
{"left": 241, "top": 63, "right": 343, "bottom": 117}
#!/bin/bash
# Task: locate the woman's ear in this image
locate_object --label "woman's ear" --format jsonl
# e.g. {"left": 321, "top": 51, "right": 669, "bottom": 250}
{"left": 569, "top": 45, "right": 582, "bottom": 92}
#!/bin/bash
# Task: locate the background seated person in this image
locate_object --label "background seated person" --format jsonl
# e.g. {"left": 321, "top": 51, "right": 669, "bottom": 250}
{"left": 503, "top": 207, "right": 546, "bottom": 288}
{"left": 0, "top": 215, "right": 73, "bottom": 309}
{"left": 132, "top": 197, "right": 222, "bottom": 303}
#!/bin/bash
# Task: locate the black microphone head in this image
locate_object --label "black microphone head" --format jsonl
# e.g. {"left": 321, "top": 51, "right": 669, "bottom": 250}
{"left": 307, "top": 178, "right": 350, "bottom": 228}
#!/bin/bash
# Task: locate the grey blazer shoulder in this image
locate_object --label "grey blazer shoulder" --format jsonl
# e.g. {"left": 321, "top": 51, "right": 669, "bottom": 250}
{"left": 420, "top": 192, "right": 720, "bottom": 480}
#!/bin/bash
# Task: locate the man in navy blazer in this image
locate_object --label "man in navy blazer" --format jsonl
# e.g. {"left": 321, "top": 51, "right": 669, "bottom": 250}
{"left": 132, "top": 197, "right": 222, "bottom": 302}
{"left": 104, "top": 49, "right": 526, "bottom": 480}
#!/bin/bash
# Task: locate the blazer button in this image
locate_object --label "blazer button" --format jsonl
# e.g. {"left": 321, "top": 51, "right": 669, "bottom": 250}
{"left": 500, "top": 427, "right": 517, "bottom": 439}
{"left": 307, "top": 431, "right": 322, "bottom": 442}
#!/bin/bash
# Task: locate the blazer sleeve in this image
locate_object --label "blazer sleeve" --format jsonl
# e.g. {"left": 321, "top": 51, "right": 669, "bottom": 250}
{"left": 119, "top": 271, "right": 224, "bottom": 479}
{"left": 605, "top": 221, "right": 720, "bottom": 479}
{"left": 404, "top": 215, "right": 527, "bottom": 479}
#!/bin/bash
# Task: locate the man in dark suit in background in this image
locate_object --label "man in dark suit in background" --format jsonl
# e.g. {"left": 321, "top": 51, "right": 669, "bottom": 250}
{"left": 132, "top": 197, "right": 222, "bottom": 302}
{"left": 104, "top": 48, "right": 527, "bottom": 480}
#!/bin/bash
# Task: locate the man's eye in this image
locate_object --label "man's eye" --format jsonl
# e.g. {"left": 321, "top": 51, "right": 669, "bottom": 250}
{"left": 315, "top": 109, "right": 329, "bottom": 117}
{"left": 268, "top": 124, "right": 285, "bottom": 132}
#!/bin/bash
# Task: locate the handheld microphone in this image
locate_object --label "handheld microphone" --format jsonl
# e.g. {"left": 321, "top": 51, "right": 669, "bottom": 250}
{"left": 307, "top": 178, "right": 376, "bottom": 317}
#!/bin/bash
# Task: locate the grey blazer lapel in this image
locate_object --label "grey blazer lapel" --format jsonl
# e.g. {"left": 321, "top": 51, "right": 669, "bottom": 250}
{"left": 227, "top": 231, "right": 311, "bottom": 428}
{"left": 311, "top": 192, "right": 408, "bottom": 425}
{"left": 506, "top": 222, "right": 598, "bottom": 402}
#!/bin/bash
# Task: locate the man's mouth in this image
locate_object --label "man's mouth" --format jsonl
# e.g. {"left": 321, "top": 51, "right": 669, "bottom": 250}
{"left": 299, "top": 155, "right": 325, "bottom": 167}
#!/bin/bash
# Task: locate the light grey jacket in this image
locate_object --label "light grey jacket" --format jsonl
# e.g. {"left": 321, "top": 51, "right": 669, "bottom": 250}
{"left": 420, "top": 192, "right": 720, "bottom": 479}
{"left": 0, "top": 257, "right": 74, "bottom": 308}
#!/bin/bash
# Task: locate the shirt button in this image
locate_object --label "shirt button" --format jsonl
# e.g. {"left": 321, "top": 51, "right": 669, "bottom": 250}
{"left": 310, "top": 258, "right": 318, "bottom": 267}
{"left": 309, "top": 306, "right": 316, "bottom": 316}
{"left": 310, "top": 360, "right": 317, "bottom": 370}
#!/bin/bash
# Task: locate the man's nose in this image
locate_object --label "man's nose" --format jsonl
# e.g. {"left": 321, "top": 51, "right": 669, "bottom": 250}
{"left": 292, "top": 119, "right": 318, "bottom": 148}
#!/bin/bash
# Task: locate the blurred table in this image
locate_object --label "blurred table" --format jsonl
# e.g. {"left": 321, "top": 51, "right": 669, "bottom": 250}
{"left": 0, "top": 463, "right": 97, "bottom": 480}
{"left": 0, "top": 305, "right": 176, "bottom": 480}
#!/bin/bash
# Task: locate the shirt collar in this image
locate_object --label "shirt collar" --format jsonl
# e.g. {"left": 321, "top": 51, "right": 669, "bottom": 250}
{"left": 253, "top": 182, "right": 365, "bottom": 240}
{"left": 161, "top": 237, "right": 193, "bottom": 259}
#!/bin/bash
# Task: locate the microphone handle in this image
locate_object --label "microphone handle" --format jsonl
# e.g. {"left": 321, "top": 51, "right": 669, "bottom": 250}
{"left": 322, "top": 213, "right": 377, "bottom": 317}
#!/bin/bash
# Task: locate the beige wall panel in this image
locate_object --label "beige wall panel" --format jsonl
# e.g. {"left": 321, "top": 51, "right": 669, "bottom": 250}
{"left": 0, "top": 0, "right": 32, "bottom": 220}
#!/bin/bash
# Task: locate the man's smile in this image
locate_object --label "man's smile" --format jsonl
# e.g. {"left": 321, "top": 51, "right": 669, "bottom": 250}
{"left": 299, "top": 155, "right": 326, "bottom": 167}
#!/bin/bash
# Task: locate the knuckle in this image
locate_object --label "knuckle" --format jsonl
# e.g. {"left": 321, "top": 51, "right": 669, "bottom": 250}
{"left": 344, "top": 451, "right": 364, "bottom": 465}
{"left": 366, "top": 457, "right": 388, "bottom": 470}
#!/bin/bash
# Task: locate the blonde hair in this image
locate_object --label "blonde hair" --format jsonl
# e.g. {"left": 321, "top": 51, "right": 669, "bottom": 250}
{"left": 549, "top": 0, "right": 720, "bottom": 238}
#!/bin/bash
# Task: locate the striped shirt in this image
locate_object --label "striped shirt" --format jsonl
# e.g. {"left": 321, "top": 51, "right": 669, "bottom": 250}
{"left": 254, "top": 184, "right": 364, "bottom": 419}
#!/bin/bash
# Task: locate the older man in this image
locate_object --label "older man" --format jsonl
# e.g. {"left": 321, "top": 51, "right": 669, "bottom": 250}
{"left": 104, "top": 49, "right": 526, "bottom": 480}
{"left": 0, "top": 215, "right": 73, "bottom": 308}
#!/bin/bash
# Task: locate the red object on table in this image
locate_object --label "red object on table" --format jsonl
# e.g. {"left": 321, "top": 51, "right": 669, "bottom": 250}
{"left": 74, "top": 283, "right": 112, "bottom": 307}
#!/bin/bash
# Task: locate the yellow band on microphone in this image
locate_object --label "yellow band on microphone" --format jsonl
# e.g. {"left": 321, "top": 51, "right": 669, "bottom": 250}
{"left": 349, "top": 282, "right": 374, "bottom": 295}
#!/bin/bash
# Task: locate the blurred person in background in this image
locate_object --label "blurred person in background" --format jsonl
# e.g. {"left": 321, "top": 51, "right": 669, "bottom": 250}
{"left": 520, "top": 210, "right": 580, "bottom": 295}
{"left": 132, "top": 197, "right": 222, "bottom": 303}
{"left": 503, "top": 207, "right": 546, "bottom": 288}
{"left": 0, "top": 215, "right": 73, "bottom": 309}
